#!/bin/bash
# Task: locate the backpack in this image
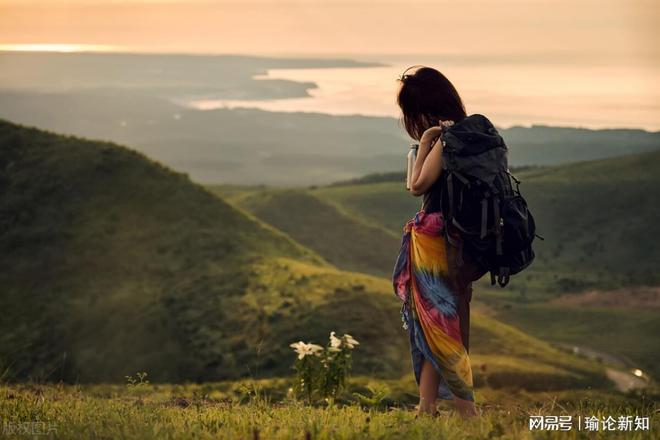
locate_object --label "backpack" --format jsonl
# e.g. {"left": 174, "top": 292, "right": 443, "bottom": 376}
{"left": 436, "top": 114, "right": 542, "bottom": 287}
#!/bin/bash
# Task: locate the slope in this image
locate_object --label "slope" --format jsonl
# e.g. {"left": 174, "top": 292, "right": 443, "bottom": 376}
{"left": 311, "top": 150, "right": 660, "bottom": 295}
{"left": 208, "top": 187, "right": 401, "bottom": 278}
{"left": 0, "top": 118, "right": 405, "bottom": 383}
{"left": 211, "top": 151, "right": 660, "bottom": 380}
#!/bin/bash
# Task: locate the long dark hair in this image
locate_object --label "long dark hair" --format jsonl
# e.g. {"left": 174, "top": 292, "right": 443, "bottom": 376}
{"left": 396, "top": 65, "right": 467, "bottom": 140}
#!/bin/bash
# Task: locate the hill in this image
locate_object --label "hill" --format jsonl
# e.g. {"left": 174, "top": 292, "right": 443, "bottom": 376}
{"left": 308, "top": 150, "right": 660, "bottom": 295}
{"left": 312, "top": 151, "right": 660, "bottom": 378}
{"left": 211, "top": 151, "right": 660, "bottom": 379}
{"left": 209, "top": 187, "right": 401, "bottom": 278}
{"left": 0, "top": 118, "right": 404, "bottom": 383}
{"left": 0, "top": 119, "right": 617, "bottom": 393}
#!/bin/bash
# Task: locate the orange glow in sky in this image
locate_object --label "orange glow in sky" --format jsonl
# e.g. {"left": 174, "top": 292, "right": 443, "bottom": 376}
{"left": 0, "top": 0, "right": 657, "bottom": 59}
{"left": 1, "top": 1, "right": 658, "bottom": 129}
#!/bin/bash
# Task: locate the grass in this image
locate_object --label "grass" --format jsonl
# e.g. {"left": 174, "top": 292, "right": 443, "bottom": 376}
{"left": 0, "top": 380, "right": 657, "bottom": 439}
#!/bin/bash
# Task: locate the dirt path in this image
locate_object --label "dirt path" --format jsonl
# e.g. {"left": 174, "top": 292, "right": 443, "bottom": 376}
{"left": 554, "top": 342, "right": 650, "bottom": 392}
{"left": 605, "top": 368, "right": 648, "bottom": 393}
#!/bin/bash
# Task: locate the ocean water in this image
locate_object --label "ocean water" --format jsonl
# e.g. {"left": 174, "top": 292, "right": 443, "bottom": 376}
{"left": 184, "top": 54, "right": 660, "bottom": 131}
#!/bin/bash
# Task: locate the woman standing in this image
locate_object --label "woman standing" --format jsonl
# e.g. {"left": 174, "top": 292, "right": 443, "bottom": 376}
{"left": 392, "top": 66, "right": 480, "bottom": 419}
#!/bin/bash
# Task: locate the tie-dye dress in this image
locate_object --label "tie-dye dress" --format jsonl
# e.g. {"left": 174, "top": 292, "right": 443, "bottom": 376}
{"left": 392, "top": 209, "right": 475, "bottom": 402}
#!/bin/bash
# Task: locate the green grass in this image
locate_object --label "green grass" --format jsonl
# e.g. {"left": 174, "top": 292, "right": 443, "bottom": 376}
{"left": 1, "top": 381, "right": 656, "bottom": 439}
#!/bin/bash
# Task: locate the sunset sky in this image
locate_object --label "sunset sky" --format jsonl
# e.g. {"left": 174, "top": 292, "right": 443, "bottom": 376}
{"left": 0, "top": 0, "right": 657, "bottom": 60}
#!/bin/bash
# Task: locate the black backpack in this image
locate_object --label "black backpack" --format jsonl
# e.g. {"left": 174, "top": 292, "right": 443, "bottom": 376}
{"left": 436, "top": 114, "right": 542, "bottom": 287}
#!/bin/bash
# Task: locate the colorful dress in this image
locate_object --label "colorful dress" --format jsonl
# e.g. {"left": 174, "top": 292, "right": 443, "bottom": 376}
{"left": 392, "top": 209, "right": 475, "bottom": 402}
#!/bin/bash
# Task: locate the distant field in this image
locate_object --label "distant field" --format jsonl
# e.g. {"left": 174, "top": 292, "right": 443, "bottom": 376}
{"left": 1, "top": 51, "right": 659, "bottom": 185}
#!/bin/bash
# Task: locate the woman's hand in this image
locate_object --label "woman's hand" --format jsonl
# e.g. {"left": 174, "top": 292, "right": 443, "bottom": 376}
{"left": 420, "top": 125, "right": 445, "bottom": 148}
{"left": 408, "top": 120, "right": 452, "bottom": 196}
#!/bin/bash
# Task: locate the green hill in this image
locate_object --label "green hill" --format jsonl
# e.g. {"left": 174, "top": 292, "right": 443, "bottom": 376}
{"left": 308, "top": 150, "right": 660, "bottom": 296}
{"left": 0, "top": 119, "right": 616, "bottom": 393}
{"left": 325, "top": 153, "right": 660, "bottom": 379}
{"left": 211, "top": 151, "right": 660, "bottom": 380}
{"left": 208, "top": 187, "right": 401, "bottom": 278}
{"left": 0, "top": 118, "right": 406, "bottom": 383}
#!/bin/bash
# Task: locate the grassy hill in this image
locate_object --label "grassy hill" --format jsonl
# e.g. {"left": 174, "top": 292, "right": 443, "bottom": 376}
{"left": 210, "top": 151, "right": 660, "bottom": 379}
{"left": 311, "top": 150, "right": 660, "bottom": 296}
{"left": 0, "top": 118, "right": 405, "bottom": 383}
{"left": 208, "top": 187, "right": 401, "bottom": 278}
{"left": 0, "top": 119, "right": 618, "bottom": 394}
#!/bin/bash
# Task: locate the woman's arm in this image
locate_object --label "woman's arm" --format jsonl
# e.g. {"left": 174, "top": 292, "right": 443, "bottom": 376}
{"left": 409, "top": 128, "right": 445, "bottom": 196}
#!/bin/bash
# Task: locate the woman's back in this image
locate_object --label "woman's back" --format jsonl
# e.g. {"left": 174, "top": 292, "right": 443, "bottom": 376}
{"left": 422, "top": 173, "right": 444, "bottom": 213}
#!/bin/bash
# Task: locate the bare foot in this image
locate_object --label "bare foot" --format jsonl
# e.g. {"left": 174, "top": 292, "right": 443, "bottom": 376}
{"left": 415, "top": 405, "right": 439, "bottom": 418}
{"left": 453, "top": 396, "right": 480, "bottom": 419}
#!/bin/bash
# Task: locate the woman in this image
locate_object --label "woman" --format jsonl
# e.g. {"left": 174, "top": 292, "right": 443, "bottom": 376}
{"left": 392, "top": 66, "right": 479, "bottom": 419}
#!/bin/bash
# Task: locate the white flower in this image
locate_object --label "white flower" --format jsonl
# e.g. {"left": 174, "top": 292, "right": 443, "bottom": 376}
{"left": 290, "top": 341, "right": 324, "bottom": 359}
{"left": 343, "top": 333, "right": 360, "bottom": 349}
{"left": 329, "top": 331, "right": 342, "bottom": 349}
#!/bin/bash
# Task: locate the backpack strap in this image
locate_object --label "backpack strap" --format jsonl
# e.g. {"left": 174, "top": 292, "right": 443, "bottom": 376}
{"left": 493, "top": 194, "right": 502, "bottom": 256}
{"left": 492, "top": 192, "right": 510, "bottom": 287}
{"left": 446, "top": 171, "right": 454, "bottom": 220}
{"left": 505, "top": 169, "right": 521, "bottom": 194}
{"left": 480, "top": 193, "right": 489, "bottom": 239}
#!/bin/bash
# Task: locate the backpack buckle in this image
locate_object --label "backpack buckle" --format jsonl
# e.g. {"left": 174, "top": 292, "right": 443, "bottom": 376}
{"left": 497, "top": 267, "right": 510, "bottom": 287}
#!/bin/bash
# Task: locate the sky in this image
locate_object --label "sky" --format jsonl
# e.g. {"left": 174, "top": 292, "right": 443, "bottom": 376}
{"left": 0, "top": 1, "right": 658, "bottom": 129}
{"left": 0, "top": 0, "right": 658, "bottom": 60}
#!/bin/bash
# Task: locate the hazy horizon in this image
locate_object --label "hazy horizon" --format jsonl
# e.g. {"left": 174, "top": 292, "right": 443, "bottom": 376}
{"left": 2, "top": 48, "right": 658, "bottom": 131}
{"left": 2, "top": 0, "right": 658, "bottom": 130}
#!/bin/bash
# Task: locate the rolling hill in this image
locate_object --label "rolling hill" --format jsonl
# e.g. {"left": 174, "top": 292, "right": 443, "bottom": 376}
{"left": 211, "top": 188, "right": 401, "bottom": 278}
{"left": 312, "top": 150, "right": 660, "bottom": 296}
{"left": 0, "top": 119, "right": 615, "bottom": 393}
{"left": 215, "top": 149, "right": 660, "bottom": 296}
{"left": 0, "top": 118, "right": 407, "bottom": 383}
{"left": 210, "top": 150, "right": 660, "bottom": 379}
